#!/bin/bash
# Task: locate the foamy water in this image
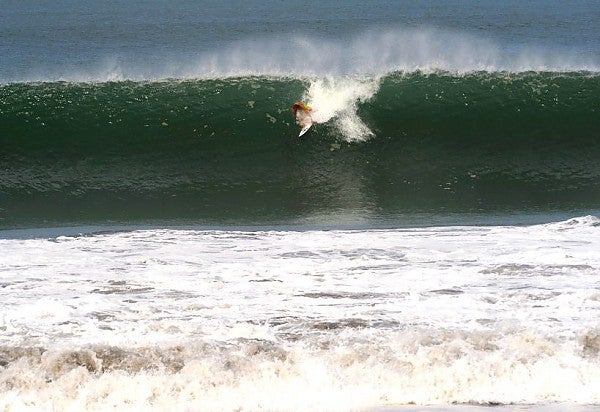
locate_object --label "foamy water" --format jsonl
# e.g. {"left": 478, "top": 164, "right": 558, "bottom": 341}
{"left": 1, "top": 216, "right": 599, "bottom": 410}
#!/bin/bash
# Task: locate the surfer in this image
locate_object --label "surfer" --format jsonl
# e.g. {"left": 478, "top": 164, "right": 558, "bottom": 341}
{"left": 291, "top": 101, "right": 313, "bottom": 137}
{"left": 291, "top": 101, "right": 312, "bottom": 125}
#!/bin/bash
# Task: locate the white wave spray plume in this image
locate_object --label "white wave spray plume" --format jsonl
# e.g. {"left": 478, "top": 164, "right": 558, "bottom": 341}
{"left": 303, "top": 77, "right": 379, "bottom": 142}
{"left": 5, "top": 27, "right": 599, "bottom": 83}
{"left": 191, "top": 27, "right": 599, "bottom": 78}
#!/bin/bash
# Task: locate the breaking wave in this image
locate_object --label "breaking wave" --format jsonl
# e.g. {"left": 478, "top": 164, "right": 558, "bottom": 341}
{"left": 1, "top": 71, "right": 599, "bottom": 228}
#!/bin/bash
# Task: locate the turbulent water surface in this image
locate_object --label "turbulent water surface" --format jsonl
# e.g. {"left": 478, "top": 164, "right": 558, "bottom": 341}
{"left": 2, "top": 217, "right": 600, "bottom": 410}
{"left": 1, "top": 0, "right": 600, "bottom": 410}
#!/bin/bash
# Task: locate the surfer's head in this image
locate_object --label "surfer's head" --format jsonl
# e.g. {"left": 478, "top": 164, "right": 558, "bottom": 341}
{"left": 291, "top": 101, "right": 302, "bottom": 114}
{"left": 291, "top": 101, "right": 311, "bottom": 115}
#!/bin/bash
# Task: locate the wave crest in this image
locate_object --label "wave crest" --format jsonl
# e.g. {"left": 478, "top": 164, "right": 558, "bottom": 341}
{"left": 3, "top": 28, "right": 599, "bottom": 83}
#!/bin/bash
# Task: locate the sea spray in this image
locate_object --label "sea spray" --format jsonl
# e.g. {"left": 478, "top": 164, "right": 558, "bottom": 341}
{"left": 304, "top": 77, "right": 379, "bottom": 141}
{"left": 3, "top": 28, "right": 599, "bottom": 83}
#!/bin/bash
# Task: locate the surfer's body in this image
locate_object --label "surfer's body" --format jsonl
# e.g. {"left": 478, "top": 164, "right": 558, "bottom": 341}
{"left": 291, "top": 101, "right": 313, "bottom": 137}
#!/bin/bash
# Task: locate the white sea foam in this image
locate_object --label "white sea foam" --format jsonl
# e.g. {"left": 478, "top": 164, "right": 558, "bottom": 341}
{"left": 1, "top": 216, "right": 599, "bottom": 409}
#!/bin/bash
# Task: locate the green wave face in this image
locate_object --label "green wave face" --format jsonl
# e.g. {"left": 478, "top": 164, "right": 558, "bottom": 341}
{"left": 1, "top": 72, "right": 599, "bottom": 228}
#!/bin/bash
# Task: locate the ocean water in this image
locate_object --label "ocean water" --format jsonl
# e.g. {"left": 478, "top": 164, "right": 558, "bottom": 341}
{"left": 1, "top": 1, "right": 600, "bottom": 410}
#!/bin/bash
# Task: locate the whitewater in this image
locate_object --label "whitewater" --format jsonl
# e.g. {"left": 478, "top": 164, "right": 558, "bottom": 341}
{"left": 1, "top": 217, "right": 600, "bottom": 410}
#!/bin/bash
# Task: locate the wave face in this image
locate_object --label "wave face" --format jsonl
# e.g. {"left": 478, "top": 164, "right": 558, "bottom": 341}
{"left": 1, "top": 72, "right": 600, "bottom": 228}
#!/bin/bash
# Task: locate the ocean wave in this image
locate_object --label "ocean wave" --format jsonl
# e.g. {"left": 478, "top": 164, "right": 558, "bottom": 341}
{"left": 1, "top": 72, "right": 599, "bottom": 228}
{"left": 2, "top": 71, "right": 599, "bottom": 144}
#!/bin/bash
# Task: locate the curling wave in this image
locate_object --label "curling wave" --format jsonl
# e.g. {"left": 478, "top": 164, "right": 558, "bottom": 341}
{"left": 1, "top": 71, "right": 599, "bottom": 227}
